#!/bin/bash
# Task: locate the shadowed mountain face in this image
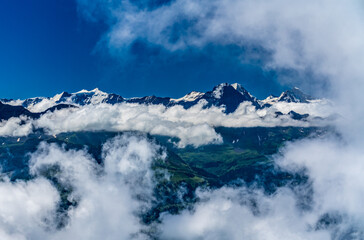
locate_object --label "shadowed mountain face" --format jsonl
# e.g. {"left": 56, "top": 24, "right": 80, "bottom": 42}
{"left": 42, "top": 104, "right": 78, "bottom": 113}
{"left": 0, "top": 102, "right": 39, "bottom": 120}
{"left": 0, "top": 103, "right": 79, "bottom": 121}
{"left": 128, "top": 95, "right": 171, "bottom": 106}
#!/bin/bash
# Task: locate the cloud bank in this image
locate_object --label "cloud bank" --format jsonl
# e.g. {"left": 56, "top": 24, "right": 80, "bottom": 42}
{"left": 0, "top": 99, "right": 332, "bottom": 147}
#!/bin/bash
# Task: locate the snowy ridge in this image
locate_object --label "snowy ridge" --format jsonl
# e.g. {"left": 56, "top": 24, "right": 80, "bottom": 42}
{"left": 171, "top": 91, "right": 205, "bottom": 102}
{"left": 260, "top": 95, "right": 279, "bottom": 105}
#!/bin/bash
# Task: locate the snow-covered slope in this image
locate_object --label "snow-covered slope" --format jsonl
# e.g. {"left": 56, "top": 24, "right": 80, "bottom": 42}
{"left": 171, "top": 91, "right": 205, "bottom": 102}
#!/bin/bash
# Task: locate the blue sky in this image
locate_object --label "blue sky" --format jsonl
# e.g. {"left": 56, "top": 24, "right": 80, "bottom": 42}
{"left": 0, "top": 0, "right": 290, "bottom": 99}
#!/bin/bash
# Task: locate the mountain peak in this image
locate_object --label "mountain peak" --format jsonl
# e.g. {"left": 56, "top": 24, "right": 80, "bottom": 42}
{"left": 74, "top": 88, "right": 106, "bottom": 95}
{"left": 278, "top": 87, "right": 314, "bottom": 103}
{"left": 231, "top": 83, "right": 247, "bottom": 93}
{"left": 211, "top": 83, "right": 253, "bottom": 99}
{"left": 75, "top": 89, "right": 90, "bottom": 94}
{"left": 207, "top": 83, "right": 260, "bottom": 112}
{"left": 52, "top": 92, "right": 67, "bottom": 102}
{"left": 231, "top": 83, "right": 240, "bottom": 90}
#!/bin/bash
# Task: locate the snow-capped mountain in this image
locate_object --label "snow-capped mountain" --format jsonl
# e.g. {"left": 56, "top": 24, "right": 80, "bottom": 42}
{"left": 168, "top": 83, "right": 260, "bottom": 113}
{"left": 260, "top": 87, "right": 315, "bottom": 106}
{"left": 279, "top": 87, "right": 314, "bottom": 103}
{"left": 0, "top": 83, "right": 320, "bottom": 119}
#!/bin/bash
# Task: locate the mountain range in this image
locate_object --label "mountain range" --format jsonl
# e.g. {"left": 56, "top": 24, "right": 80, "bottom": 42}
{"left": 0, "top": 83, "right": 317, "bottom": 121}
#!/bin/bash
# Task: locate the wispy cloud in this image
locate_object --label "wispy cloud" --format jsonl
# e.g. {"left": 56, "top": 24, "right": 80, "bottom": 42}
{"left": 78, "top": 0, "right": 364, "bottom": 96}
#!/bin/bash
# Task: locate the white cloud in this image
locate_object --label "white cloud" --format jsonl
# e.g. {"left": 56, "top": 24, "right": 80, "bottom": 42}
{"left": 0, "top": 178, "right": 59, "bottom": 240}
{"left": 33, "top": 102, "right": 224, "bottom": 147}
{"left": 0, "top": 99, "right": 332, "bottom": 147}
{"left": 160, "top": 186, "right": 331, "bottom": 240}
{"left": 0, "top": 116, "right": 33, "bottom": 137}
{"left": 276, "top": 138, "right": 364, "bottom": 221}
{"left": 0, "top": 134, "right": 165, "bottom": 240}
{"left": 30, "top": 134, "right": 164, "bottom": 239}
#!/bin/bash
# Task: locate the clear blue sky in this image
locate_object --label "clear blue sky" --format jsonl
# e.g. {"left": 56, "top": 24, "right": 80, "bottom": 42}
{"left": 0, "top": 0, "right": 286, "bottom": 99}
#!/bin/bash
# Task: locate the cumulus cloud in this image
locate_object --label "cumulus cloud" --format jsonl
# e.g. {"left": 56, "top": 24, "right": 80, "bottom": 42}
{"left": 0, "top": 116, "right": 33, "bottom": 137}
{"left": 160, "top": 186, "right": 330, "bottom": 240}
{"left": 0, "top": 178, "right": 59, "bottom": 240}
{"left": 0, "top": 134, "right": 165, "bottom": 239}
{"left": 276, "top": 138, "right": 364, "bottom": 223}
